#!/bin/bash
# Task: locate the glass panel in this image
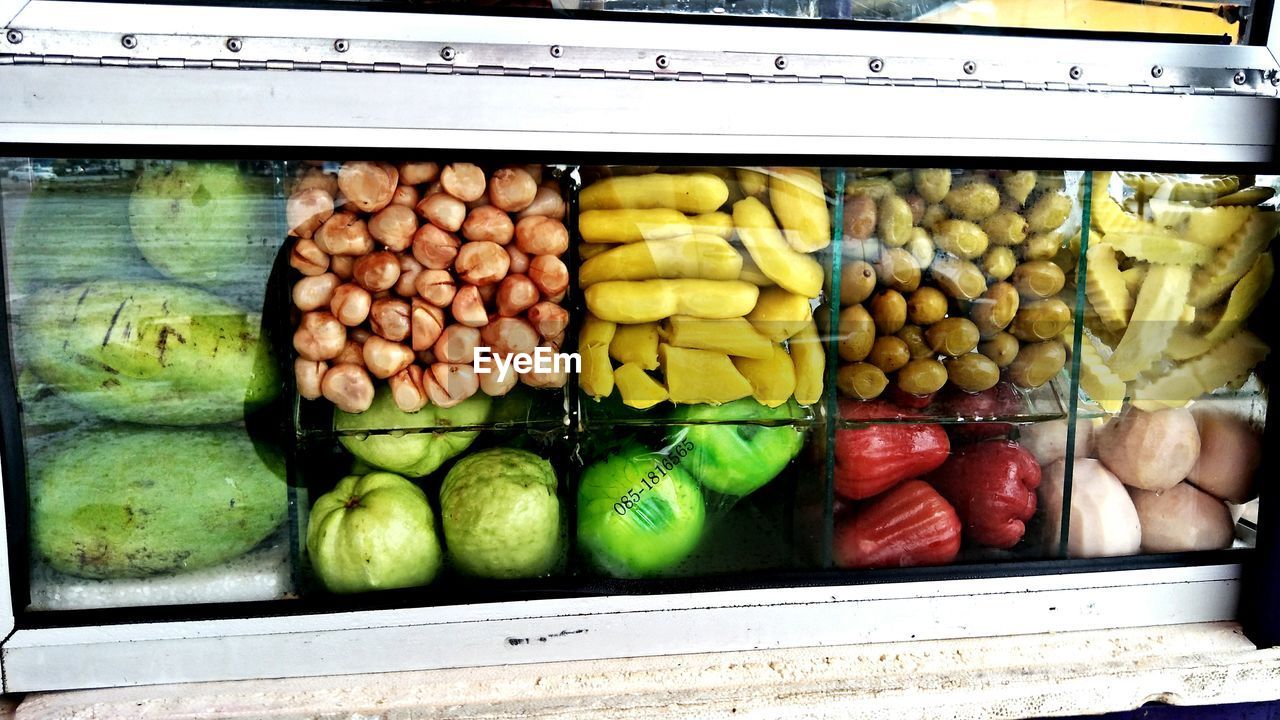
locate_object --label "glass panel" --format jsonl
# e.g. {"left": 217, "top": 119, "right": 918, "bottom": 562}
{"left": 1066, "top": 170, "right": 1273, "bottom": 558}
{"left": 0, "top": 157, "right": 295, "bottom": 610}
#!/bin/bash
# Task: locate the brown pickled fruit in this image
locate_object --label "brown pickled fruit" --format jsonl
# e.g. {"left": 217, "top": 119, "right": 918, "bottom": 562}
{"left": 930, "top": 255, "right": 987, "bottom": 301}
{"left": 838, "top": 362, "right": 888, "bottom": 400}
{"left": 979, "top": 332, "right": 1020, "bottom": 368}
{"left": 896, "top": 325, "right": 933, "bottom": 360}
{"left": 841, "top": 260, "right": 876, "bottom": 305}
{"left": 876, "top": 248, "right": 921, "bottom": 293}
{"left": 868, "top": 336, "right": 910, "bottom": 373}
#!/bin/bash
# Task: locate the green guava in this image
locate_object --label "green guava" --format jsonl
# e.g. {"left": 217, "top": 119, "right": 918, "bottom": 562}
{"left": 306, "top": 472, "right": 442, "bottom": 594}
{"left": 669, "top": 398, "right": 806, "bottom": 497}
{"left": 578, "top": 439, "right": 705, "bottom": 578}
{"left": 439, "top": 448, "right": 561, "bottom": 579}
{"left": 337, "top": 387, "right": 491, "bottom": 477}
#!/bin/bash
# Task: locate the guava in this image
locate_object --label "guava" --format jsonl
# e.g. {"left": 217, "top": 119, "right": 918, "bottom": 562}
{"left": 128, "top": 161, "right": 278, "bottom": 304}
{"left": 306, "top": 472, "right": 442, "bottom": 593}
{"left": 439, "top": 448, "right": 561, "bottom": 579}
{"left": 578, "top": 440, "right": 705, "bottom": 577}
{"left": 669, "top": 398, "right": 806, "bottom": 496}
{"left": 337, "top": 387, "right": 491, "bottom": 477}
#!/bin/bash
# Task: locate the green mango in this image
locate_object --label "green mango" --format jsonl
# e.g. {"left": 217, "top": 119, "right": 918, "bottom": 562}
{"left": 336, "top": 386, "right": 491, "bottom": 477}
{"left": 20, "top": 280, "right": 280, "bottom": 425}
{"left": 30, "top": 426, "right": 287, "bottom": 579}
{"left": 668, "top": 399, "right": 806, "bottom": 497}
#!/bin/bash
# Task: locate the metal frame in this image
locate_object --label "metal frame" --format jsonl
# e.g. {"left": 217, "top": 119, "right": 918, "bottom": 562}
{"left": 0, "top": 0, "right": 1277, "bottom": 692}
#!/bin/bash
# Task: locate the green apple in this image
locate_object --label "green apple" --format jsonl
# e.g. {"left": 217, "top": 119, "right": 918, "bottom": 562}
{"left": 440, "top": 448, "right": 562, "bottom": 579}
{"left": 578, "top": 440, "right": 705, "bottom": 577}
{"left": 336, "top": 386, "right": 491, "bottom": 477}
{"left": 669, "top": 398, "right": 806, "bottom": 497}
{"left": 306, "top": 472, "right": 442, "bottom": 593}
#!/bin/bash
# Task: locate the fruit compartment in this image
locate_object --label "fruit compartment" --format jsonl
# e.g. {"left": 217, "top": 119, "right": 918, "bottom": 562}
{"left": 575, "top": 165, "right": 837, "bottom": 427}
{"left": 284, "top": 160, "right": 577, "bottom": 439}
{"left": 291, "top": 424, "right": 576, "bottom": 598}
{"left": 573, "top": 419, "right": 828, "bottom": 579}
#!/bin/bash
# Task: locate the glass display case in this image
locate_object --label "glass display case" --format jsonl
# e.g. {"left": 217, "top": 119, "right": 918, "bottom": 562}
{"left": 0, "top": 0, "right": 1279, "bottom": 694}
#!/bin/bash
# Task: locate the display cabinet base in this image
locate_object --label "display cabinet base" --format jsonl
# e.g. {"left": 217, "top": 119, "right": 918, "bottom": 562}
{"left": 0, "top": 564, "right": 1242, "bottom": 692}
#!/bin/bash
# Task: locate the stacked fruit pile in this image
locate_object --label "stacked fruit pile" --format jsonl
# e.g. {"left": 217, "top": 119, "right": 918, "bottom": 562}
{"left": 837, "top": 169, "right": 1076, "bottom": 403}
{"left": 287, "top": 161, "right": 570, "bottom": 414}
{"left": 577, "top": 168, "right": 827, "bottom": 409}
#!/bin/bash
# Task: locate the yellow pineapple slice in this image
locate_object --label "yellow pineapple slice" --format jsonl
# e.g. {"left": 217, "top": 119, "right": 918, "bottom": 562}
{"left": 1184, "top": 206, "right": 1253, "bottom": 248}
{"left": 1107, "top": 264, "right": 1192, "bottom": 382}
{"left": 1132, "top": 331, "right": 1269, "bottom": 411}
{"left": 1106, "top": 232, "right": 1215, "bottom": 267}
{"left": 1085, "top": 243, "right": 1132, "bottom": 331}
{"left": 1189, "top": 211, "right": 1280, "bottom": 308}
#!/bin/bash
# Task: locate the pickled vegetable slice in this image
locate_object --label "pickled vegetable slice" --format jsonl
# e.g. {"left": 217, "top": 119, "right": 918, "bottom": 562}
{"left": 1105, "top": 232, "right": 1214, "bottom": 267}
{"left": 1119, "top": 173, "right": 1239, "bottom": 203}
{"left": 1092, "top": 196, "right": 1178, "bottom": 239}
{"left": 1078, "top": 334, "right": 1127, "bottom": 413}
{"left": 1165, "top": 325, "right": 1219, "bottom": 361}
{"left": 1184, "top": 206, "right": 1253, "bottom": 248}
{"left": 1146, "top": 199, "right": 1193, "bottom": 232}
{"left": 1107, "top": 264, "right": 1192, "bottom": 382}
{"left": 1189, "top": 210, "right": 1280, "bottom": 308}
{"left": 1120, "top": 265, "right": 1147, "bottom": 296}
{"left": 1213, "top": 186, "right": 1275, "bottom": 207}
{"left": 1085, "top": 243, "right": 1132, "bottom": 331}
{"left": 1131, "top": 331, "right": 1269, "bottom": 411}
{"left": 1203, "top": 252, "right": 1273, "bottom": 346}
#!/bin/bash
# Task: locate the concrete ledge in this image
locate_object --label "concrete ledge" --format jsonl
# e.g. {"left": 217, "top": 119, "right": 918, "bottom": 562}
{"left": 14, "top": 622, "right": 1280, "bottom": 720}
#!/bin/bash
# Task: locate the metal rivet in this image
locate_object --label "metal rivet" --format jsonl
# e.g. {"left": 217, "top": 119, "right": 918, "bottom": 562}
{"left": 121, "top": 34, "right": 137, "bottom": 49}
{"left": 655, "top": 54, "right": 669, "bottom": 69}
{"left": 226, "top": 37, "right": 242, "bottom": 53}
{"left": 5, "top": 29, "right": 22, "bottom": 44}
{"left": 1234, "top": 70, "right": 1248, "bottom": 85}
{"left": 549, "top": 45, "right": 563, "bottom": 58}
{"left": 962, "top": 60, "right": 976, "bottom": 75}
{"left": 334, "top": 39, "right": 349, "bottom": 53}
{"left": 868, "top": 57, "right": 884, "bottom": 73}
{"left": 1151, "top": 65, "right": 1164, "bottom": 78}
{"left": 440, "top": 46, "right": 457, "bottom": 61}
{"left": 774, "top": 56, "right": 788, "bottom": 70}
{"left": 1272, "top": 73, "right": 1279, "bottom": 86}
{"left": 1069, "top": 66, "right": 1083, "bottom": 80}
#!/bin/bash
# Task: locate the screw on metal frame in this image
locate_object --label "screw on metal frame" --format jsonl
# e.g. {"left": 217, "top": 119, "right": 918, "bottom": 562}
{"left": 962, "top": 60, "right": 976, "bottom": 75}
{"left": 656, "top": 54, "right": 669, "bottom": 69}
{"left": 121, "top": 34, "right": 137, "bottom": 49}
{"left": 440, "top": 46, "right": 457, "bottom": 61}
{"left": 1069, "top": 66, "right": 1083, "bottom": 80}
{"left": 1151, "top": 65, "right": 1164, "bottom": 78}
{"left": 334, "top": 39, "right": 349, "bottom": 53}
{"left": 549, "top": 45, "right": 563, "bottom": 58}
{"left": 774, "top": 56, "right": 788, "bottom": 70}
{"left": 868, "top": 58, "right": 884, "bottom": 73}
{"left": 1234, "top": 71, "right": 1248, "bottom": 85}
{"left": 226, "top": 37, "right": 243, "bottom": 53}
{"left": 5, "top": 30, "right": 22, "bottom": 44}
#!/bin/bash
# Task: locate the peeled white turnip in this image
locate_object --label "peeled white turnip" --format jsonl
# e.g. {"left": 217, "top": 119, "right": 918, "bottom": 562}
{"left": 1129, "top": 481, "right": 1233, "bottom": 553}
{"left": 1096, "top": 407, "right": 1200, "bottom": 491}
{"left": 1019, "top": 418, "right": 1095, "bottom": 466}
{"left": 1041, "top": 459, "right": 1141, "bottom": 559}
{"left": 1187, "top": 406, "right": 1261, "bottom": 503}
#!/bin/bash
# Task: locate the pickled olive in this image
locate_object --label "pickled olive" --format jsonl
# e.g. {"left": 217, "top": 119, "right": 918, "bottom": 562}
{"left": 1007, "top": 339, "right": 1067, "bottom": 389}
{"left": 398, "top": 161, "right": 440, "bottom": 185}
{"left": 1001, "top": 170, "right": 1037, "bottom": 206}
{"left": 370, "top": 298, "right": 412, "bottom": 342}
{"left": 840, "top": 260, "right": 876, "bottom": 305}
{"left": 451, "top": 285, "right": 490, "bottom": 327}
{"left": 395, "top": 255, "right": 424, "bottom": 298}
{"left": 944, "top": 352, "right": 1001, "bottom": 392}
{"left": 838, "top": 304, "right": 876, "bottom": 362}
{"left": 875, "top": 247, "right": 922, "bottom": 292}
{"left": 462, "top": 205, "right": 516, "bottom": 245}
{"left": 904, "top": 194, "right": 926, "bottom": 225}
{"left": 321, "top": 363, "right": 376, "bottom": 414}
{"left": 845, "top": 177, "right": 895, "bottom": 202}
{"left": 293, "top": 311, "right": 347, "bottom": 362}
{"left": 981, "top": 246, "right": 1017, "bottom": 282}
{"left": 844, "top": 194, "right": 877, "bottom": 241}
{"left": 411, "top": 299, "right": 446, "bottom": 351}
{"left": 315, "top": 211, "right": 374, "bottom": 256}
{"left": 906, "top": 286, "right": 948, "bottom": 326}
{"left": 515, "top": 216, "right": 570, "bottom": 256}
{"left": 330, "top": 254, "right": 355, "bottom": 281}
{"left": 1025, "top": 191, "right": 1072, "bottom": 233}
{"left": 362, "top": 336, "right": 416, "bottom": 379}
{"left": 925, "top": 317, "right": 980, "bottom": 357}
{"left": 897, "top": 358, "right": 948, "bottom": 395}
{"left": 878, "top": 194, "right": 914, "bottom": 248}
{"left": 338, "top": 161, "right": 398, "bottom": 213}
{"left": 1009, "top": 298, "right": 1072, "bottom": 343}
{"left": 488, "top": 166, "right": 538, "bottom": 212}
{"left": 1011, "top": 260, "right": 1066, "bottom": 300}
{"left": 294, "top": 358, "right": 327, "bottom": 401}
{"left": 391, "top": 184, "right": 420, "bottom": 209}
{"left": 868, "top": 336, "right": 911, "bottom": 373}
{"left": 518, "top": 184, "right": 567, "bottom": 220}
{"left": 970, "top": 282, "right": 1020, "bottom": 339}
{"left": 353, "top": 251, "right": 401, "bottom": 293}
{"left": 293, "top": 273, "right": 341, "bottom": 312}
{"left": 837, "top": 362, "right": 888, "bottom": 400}
{"left": 290, "top": 238, "right": 329, "bottom": 276}
{"left": 528, "top": 255, "right": 569, "bottom": 297}
{"left": 367, "top": 204, "right": 418, "bottom": 253}
{"left": 440, "top": 163, "right": 487, "bottom": 203}
{"left": 943, "top": 182, "right": 1001, "bottom": 222}
{"left": 979, "top": 331, "right": 1020, "bottom": 368}
{"left": 495, "top": 273, "right": 540, "bottom": 317}
{"left": 891, "top": 170, "right": 913, "bottom": 193}
{"left": 1023, "top": 232, "right": 1062, "bottom": 261}
{"left": 411, "top": 223, "right": 461, "bottom": 270}
{"left": 869, "top": 289, "right": 908, "bottom": 336}
{"left": 920, "top": 203, "right": 950, "bottom": 232}
{"left": 980, "top": 211, "right": 1028, "bottom": 247}
{"left": 416, "top": 192, "right": 467, "bottom": 233}
{"left": 913, "top": 168, "right": 952, "bottom": 204}
{"left": 455, "top": 241, "right": 511, "bottom": 286}
{"left": 330, "top": 283, "right": 372, "bottom": 327}
{"left": 930, "top": 255, "right": 988, "bottom": 301}
{"left": 902, "top": 228, "right": 933, "bottom": 271}
{"left": 933, "top": 219, "right": 990, "bottom": 260}
{"left": 287, "top": 187, "right": 335, "bottom": 239}
{"left": 896, "top": 324, "right": 933, "bottom": 359}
